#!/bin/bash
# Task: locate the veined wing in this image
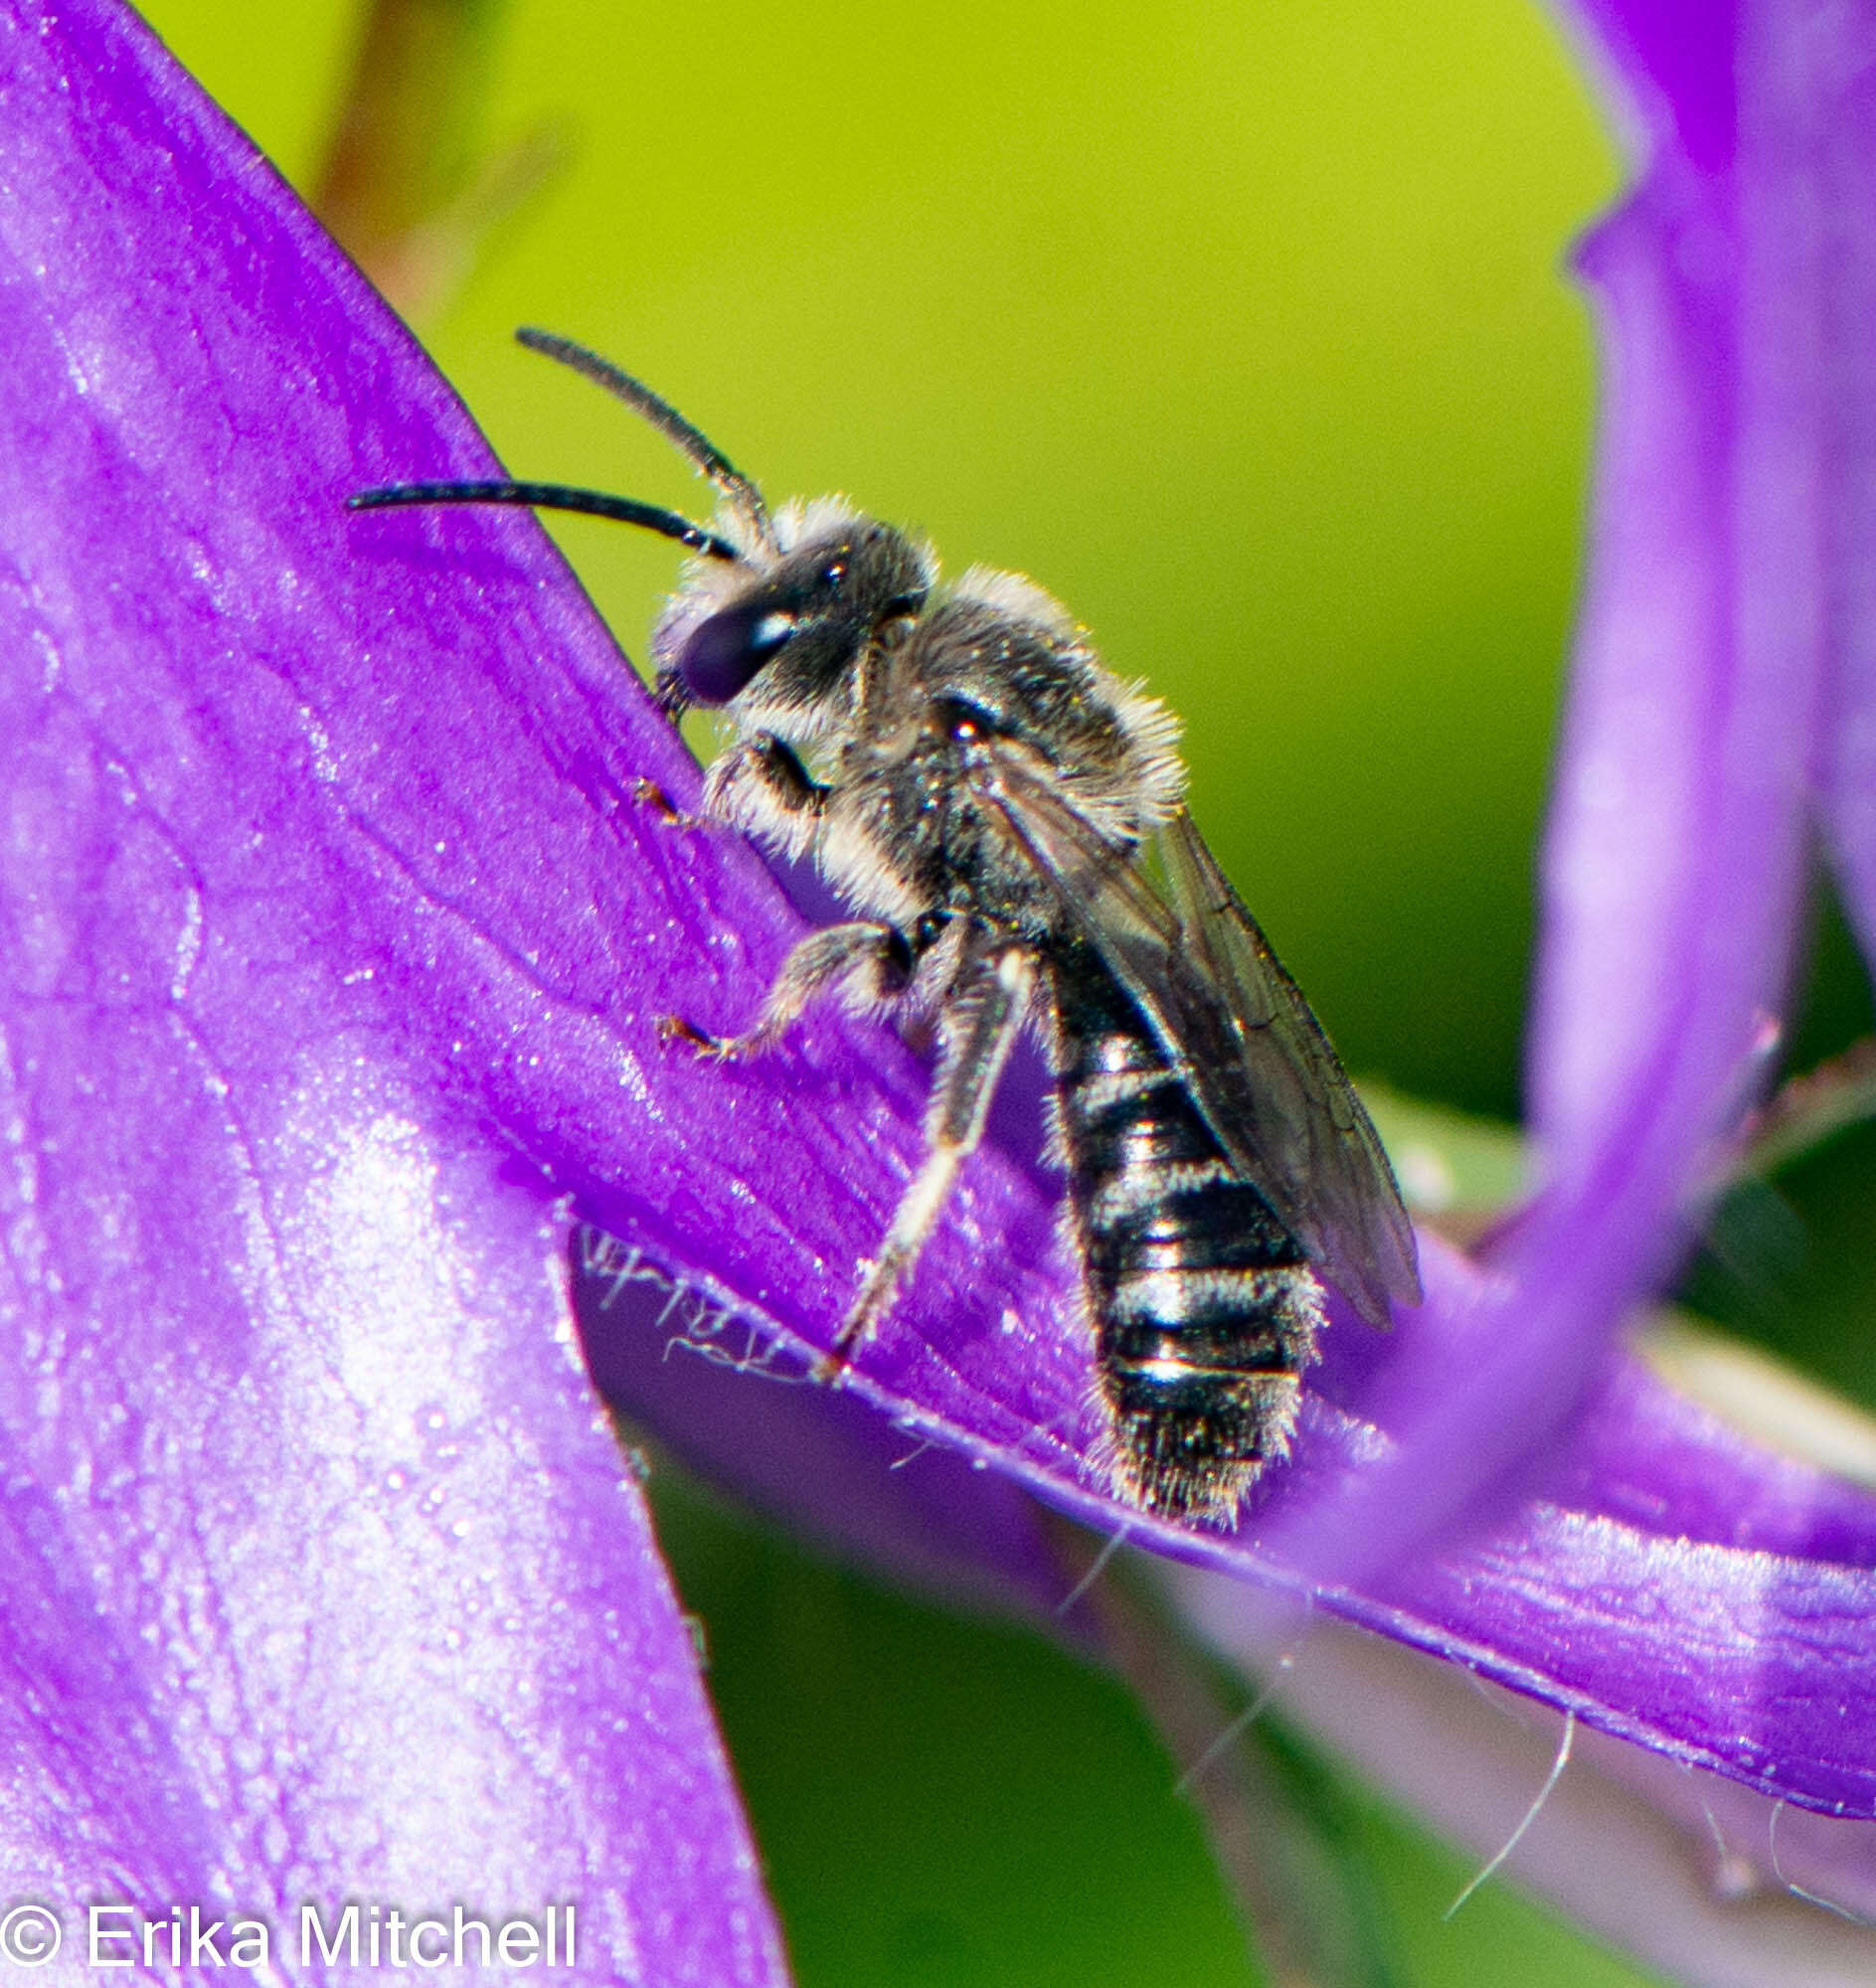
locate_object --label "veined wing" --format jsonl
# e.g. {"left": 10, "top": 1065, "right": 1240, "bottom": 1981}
{"left": 969, "top": 739, "right": 1421, "bottom": 1326}
{"left": 1155, "top": 805, "right": 1421, "bottom": 1322}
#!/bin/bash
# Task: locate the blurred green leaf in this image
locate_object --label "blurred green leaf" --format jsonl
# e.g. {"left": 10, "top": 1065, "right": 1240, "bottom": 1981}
{"left": 1360, "top": 1085, "right": 1526, "bottom": 1233}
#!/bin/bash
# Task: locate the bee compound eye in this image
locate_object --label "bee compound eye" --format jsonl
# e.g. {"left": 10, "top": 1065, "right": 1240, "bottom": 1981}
{"left": 678, "top": 601, "right": 799, "bottom": 705}
{"left": 935, "top": 694, "right": 994, "bottom": 744}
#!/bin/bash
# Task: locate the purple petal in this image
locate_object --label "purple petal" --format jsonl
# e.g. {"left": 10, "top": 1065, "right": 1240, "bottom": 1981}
{"left": 1564, "top": 0, "right": 1737, "bottom": 170}
{"left": 1538, "top": 0, "right": 1876, "bottom": 1157}
{"left": 593, "top": 1229, "right": 1876, "bottom": 1818}
{"left": 1238, "top": 0, "right": 1876, "bottom": 1640}
{"left": 1778, "top": 11, "right": 1876, "bottom": 963}
{"left": 1175, "top": 1577, "right": 1876, "bottom": 1985}
{"left": 0, "top": 0, "right": 784, "bottom": 1971}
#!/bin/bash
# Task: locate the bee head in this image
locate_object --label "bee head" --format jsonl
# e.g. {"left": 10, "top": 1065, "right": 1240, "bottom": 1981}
{"left": 347, "top": 332, "right": 932, "bottom": 730}
{"left": 654, "top": 509, "right": 932, "bottom": 725}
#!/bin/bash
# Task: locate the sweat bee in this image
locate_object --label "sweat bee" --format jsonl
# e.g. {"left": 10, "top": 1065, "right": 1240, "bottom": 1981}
{"left": 353, "top": 329, "right": 1423, "bottom": 1524}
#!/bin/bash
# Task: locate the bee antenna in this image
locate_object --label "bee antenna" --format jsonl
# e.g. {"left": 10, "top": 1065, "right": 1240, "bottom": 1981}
{"left": 514, "top": 328, "right": 776, "bottom": 552}
{"left": 346, "top": 480, "right": 744, "bottom": 562}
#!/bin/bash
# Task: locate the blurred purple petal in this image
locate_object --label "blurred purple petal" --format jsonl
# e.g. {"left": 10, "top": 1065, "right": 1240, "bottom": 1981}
{"left": 0, "top": 0, "right": 785, "bottom": 1970}
{"left": 1774, "top": 10, "right": 1876, "bottom": 962}
{"left": 1528, "top": 165, "right": 1755, "bottom": 1187}
{"left": 1538, "top": 0, "right": 1876, "bottom": 1161}
{"left": 1564, "top": 0, "right": 1736, "bottom": 168}
{"left": 1174, "top": 1580, "right": 1876, "bottom": 1986}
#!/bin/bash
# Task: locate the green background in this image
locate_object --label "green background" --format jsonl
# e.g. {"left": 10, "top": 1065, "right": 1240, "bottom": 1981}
{"left": 141, "top": 0, "right": 1618, "bottom": 1123}
{"left": 127, "top": 0, "right": 1874, "bottom": 1981}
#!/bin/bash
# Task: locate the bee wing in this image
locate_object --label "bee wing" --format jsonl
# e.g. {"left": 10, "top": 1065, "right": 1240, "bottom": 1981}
{"left": 970, "top": 741, "right": 1421, "bottom": 1326}
{"left": 1154, "top": 805, "right": 1422, "bottom": 1321}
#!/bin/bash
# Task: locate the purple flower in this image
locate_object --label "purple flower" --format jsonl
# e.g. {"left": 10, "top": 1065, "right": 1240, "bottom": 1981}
{"left": 0, "top": 0, "right": 786, "bottom": 1971}
{"left": 592, "top": 0, "right": 1876, "bottom": 1917}
{"left": 6, "top": 0, "right": 1876, "bottom": 1980}
{"left": 575, "top": 0, "right": 1876, "bottom": 1959}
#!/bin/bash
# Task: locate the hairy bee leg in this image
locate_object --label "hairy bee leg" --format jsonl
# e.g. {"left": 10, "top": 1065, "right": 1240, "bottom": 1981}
{"left": 815, "top": 945, "right": 1036, "bottom": 1382}
{"left": 659, "top": 919, "right": 909, "bottom": 1062}
{"left": 635, "top": 735, "right": 826, "bottom": 840}
{"left": 704, "top": 733, "right": 827, "bottom": 862}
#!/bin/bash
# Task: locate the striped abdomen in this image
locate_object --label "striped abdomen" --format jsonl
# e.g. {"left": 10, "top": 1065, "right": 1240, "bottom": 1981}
{"left": 1050, "top": 941, "right": 1325, "bottom": 1523}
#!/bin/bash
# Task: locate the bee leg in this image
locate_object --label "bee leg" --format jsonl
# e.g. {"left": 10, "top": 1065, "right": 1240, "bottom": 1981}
{"left": 631, "top": 777, "right": 710, "bottom": 830}
{"left": 658, "top": 920, "right": 910, "bottom": 1062}
{"left": 704, "top": 735, "right": 827, "bottom": 860}
{"left": 815, "top": 945, "right": 1036, "bottom": 1382}
{"left": 636, "top": 736, "right": 827, "bottom": 845}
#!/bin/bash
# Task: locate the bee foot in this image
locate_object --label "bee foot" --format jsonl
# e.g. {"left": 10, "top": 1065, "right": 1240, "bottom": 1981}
{"left": 633, "top": 777, "right": 710, "bottom": 831}
{"left": 809, "top": 1346, "right": 854, "bottom": 1387}
{"left": 655, "top": 1014, "right": 742, "bottom": 1062}
{"left": 813, "top": 1266, "right": 891, "bottom": 1386}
